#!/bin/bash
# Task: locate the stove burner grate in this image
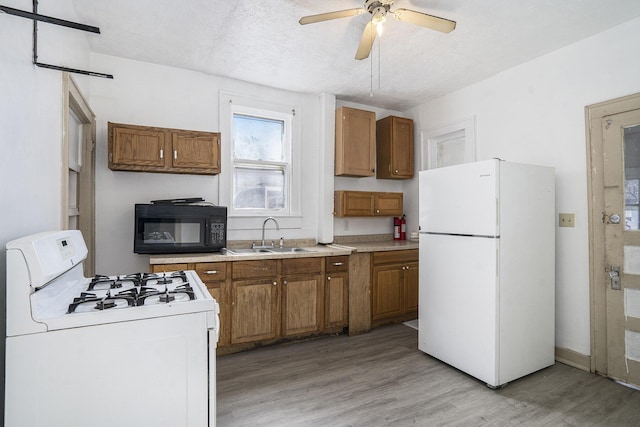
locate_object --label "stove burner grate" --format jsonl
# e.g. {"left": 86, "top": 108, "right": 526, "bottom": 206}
{"left": 69, "top": 271, "right": 196, "bottom": 312}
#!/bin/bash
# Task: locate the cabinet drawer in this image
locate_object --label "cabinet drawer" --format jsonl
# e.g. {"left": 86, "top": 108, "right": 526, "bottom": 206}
{"left": 232, "top": 260, "right": 278, "bottom": 279}
{"left": 373, "top": 249, "right": 419, "bottom": 265}
{"left": 326, "top": 256, "right": 349, "bottom": 273}
{"left": 282, "top": 257, "right": 322, "bottom": 275}
{"left": 151, "top": 263, "right": 188, "bottom": 273}
{"left": 195, "top": 262, "right": 227, "bottom": 282}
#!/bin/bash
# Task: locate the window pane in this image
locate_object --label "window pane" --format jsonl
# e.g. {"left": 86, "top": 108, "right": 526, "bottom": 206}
{"left": 624, "top": 124, "right": 640, "bottom": 230}
{"left": 233, "top": 167, "right": 285, "bottom": 210}
{"left": 233, "top": 114, "right": 284, "bottom": 162}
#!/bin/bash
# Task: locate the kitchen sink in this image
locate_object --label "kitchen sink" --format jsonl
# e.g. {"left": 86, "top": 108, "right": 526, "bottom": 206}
{"left": 267, "top": 247, "right": 315, "bottom": 253}
{"left": 223, "top": 247, "right": 316, "bottom": 255}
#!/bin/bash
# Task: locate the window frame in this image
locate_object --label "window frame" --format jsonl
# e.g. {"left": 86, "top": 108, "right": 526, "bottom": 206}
{"left": 219, "top": 92, "right": 302, "bottom": 227}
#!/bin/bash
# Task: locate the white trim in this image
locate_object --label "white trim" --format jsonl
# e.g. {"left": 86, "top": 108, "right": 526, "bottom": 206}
{"left": 219, "top": 91, "right": 302, "bottom": 228}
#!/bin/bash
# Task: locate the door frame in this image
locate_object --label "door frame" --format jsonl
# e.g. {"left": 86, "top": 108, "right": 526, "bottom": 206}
{"left": 585, "top": 92, "right": 640, "bottom": 376}
{"left": 62, "top": 73, "right": 96, "bottom": 275}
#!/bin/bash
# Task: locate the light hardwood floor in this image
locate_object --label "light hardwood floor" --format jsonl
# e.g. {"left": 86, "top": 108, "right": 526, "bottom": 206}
{"left": 217, "top": 324, "right": 640, "bottom": 426}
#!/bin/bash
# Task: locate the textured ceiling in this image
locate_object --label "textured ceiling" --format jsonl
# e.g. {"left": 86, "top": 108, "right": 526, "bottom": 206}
{"left": 66, "top": 0, "right": 640, "bottom": 111}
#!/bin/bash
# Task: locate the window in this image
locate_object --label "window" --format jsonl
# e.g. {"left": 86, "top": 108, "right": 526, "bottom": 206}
{"left": 222, "top": 95, "right": 300, "bottom": 218}
{"left": 233, "top": 113, "right": 288, "bottom": 212}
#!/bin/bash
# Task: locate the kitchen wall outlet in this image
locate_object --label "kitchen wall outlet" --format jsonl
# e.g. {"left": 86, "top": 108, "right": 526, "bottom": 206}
{"left": 343, "top": 219, "right": 349, "bottom": 230}
{"left": 559, "top": 213, "right": 575, "bottom": 227}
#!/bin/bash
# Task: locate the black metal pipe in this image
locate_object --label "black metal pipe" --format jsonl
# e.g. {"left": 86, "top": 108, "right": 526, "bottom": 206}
{"left": 0, "top": 4, "right": 100, "bottom": 33}
{"left": 35, "top": 62, "right": 114, "bottom": 79}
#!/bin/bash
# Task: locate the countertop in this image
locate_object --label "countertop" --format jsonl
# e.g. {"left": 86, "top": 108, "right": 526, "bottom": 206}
{"left": 149, "top": 239, "right": 418, "bottom": 264}
{"left": 331, "top": 239, "right": 419, "bottom": 253}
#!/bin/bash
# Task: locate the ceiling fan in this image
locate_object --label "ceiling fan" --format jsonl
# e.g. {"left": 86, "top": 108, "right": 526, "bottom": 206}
{"left": 299, "top": 0, "right": 456, "bottom": 60}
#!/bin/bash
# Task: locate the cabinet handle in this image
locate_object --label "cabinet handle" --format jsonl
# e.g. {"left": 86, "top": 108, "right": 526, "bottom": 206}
{"left": 205, "top": 270, "right": 218, "bottom": 274}
{"left": 174, "top": 150, "right": 177, "bottom": 160}
{"left": 394, "top": 169, "right": 399, "bottom": 174}
{"left": 332, "top": 262, "right": 344, "bottom": 266}
{"left": 273, "top": 281, "right": 277, "bottom": 286}
{"left": 327, "top": 276, "right": 331, "bottom": 281}
{"left": 283, "top": 280, "right": 287, "bottom": 285}
{"left": 375, "top": 209, "right": 380, "bottom": 214}
{"left": 159, "top": 149, "right": 163, "bottom": 159}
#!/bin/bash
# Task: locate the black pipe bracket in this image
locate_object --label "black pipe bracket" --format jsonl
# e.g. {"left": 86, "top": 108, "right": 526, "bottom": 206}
{"left": 1, "top": 1, "right": 114, "bottom": 79}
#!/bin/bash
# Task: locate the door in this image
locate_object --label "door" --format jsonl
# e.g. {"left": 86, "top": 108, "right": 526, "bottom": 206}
{"left": 63, "top": 74, "right": 96, "bottom": 276}
{"left": 418, "top": 233, "right": 498, "bottom": 385}
{"left": 419, "top": 159, "right": 498, "bottom": 236}
{"left": 602, "top": 107, "right": 640, "bottom": 386}
{"left": 231, "top": 279, "right": 279, "bottom": 344}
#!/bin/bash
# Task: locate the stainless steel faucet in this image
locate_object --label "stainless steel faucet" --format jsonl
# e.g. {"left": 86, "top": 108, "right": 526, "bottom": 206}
{"left": 252, "top": 216, "right": 280, "bottom": 249}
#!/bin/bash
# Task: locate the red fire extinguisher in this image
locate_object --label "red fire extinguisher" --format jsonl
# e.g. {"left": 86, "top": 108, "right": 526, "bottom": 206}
{"left": 394, "top": 216, "right": 401, "bottom": 240}
{"left": 400, "top": 215, "right": 407, "bottom": 240}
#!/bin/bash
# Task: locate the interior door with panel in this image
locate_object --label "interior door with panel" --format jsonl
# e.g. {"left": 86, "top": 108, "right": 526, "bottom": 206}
{"left": 601, "top": 107, "right": 640, "bottom": 388}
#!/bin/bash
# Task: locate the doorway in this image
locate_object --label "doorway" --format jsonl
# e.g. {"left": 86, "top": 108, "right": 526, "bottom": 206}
{"left": 586, "top": 92, "right": 640, "bottom": 388}
{"left": 62, "top": 74, "right": 96, "bottom": 276}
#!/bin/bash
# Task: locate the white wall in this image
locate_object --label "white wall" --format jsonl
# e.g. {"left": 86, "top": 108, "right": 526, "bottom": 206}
{"left": 89, "top": 54, "right": 326, "bottom": 274}
{"left": 0, "top": 0, "right": 92, "bottom": 416}
{"left": 404, "top": 17, "right": 640, "bottom": 356}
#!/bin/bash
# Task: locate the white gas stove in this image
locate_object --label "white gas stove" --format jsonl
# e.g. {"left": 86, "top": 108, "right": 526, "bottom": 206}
{"left": 5, "top": 230, "right": 219, "bottom": 427}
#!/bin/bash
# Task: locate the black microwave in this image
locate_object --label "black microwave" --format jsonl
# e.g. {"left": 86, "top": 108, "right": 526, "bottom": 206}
{"left": 134, "top": 203, "right": 227, "bottom": 254}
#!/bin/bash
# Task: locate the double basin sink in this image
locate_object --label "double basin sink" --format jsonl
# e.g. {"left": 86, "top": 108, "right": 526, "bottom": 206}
{"left": 222, "top": 247, "right": 316, "bottom": 255}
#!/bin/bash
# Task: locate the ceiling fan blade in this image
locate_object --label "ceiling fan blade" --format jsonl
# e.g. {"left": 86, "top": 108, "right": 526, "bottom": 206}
{"left": 355, "top": 22, "right": 376, "bottom": 60}
{"left": 299, "top": 8, "right": 365, "bottom": 25}
{"left": 392, "top": 8, "right": 456, "bottom": 33}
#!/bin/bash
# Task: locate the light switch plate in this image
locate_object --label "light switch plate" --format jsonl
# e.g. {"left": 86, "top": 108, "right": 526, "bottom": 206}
{"left": 559, "top": 213, "right": 575, "bottom": 227}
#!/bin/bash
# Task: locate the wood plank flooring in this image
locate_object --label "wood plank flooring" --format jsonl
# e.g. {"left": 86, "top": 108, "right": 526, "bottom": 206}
{"left": 217, "top": 324, "right": 640, "bottom": 426}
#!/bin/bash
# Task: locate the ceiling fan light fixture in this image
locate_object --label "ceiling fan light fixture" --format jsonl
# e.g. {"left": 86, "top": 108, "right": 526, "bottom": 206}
{"left": 371, "top": 7, "right": 387, "bottom": 36}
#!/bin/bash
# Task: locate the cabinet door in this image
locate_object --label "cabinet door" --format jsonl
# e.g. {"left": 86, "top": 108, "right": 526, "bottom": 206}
{"left": 335, "top": 191, "right": 374, "bottom": 217}
{"left": 282, "top": 274, "right": 324, "bottom": 337}
{"left": 376, "top": 116, "right": 414, "bottom": 179}
{"left": 335, "top": 107, "right": 376, "bottom": 177}
{"left": 371, "top": 264, "right": 404, "bottom": 320}
{"left": 390, "top": 117, "right": 414, "bottom": 178}
{"left": 195, "top": 262, "right": 229, "bottom": 347}
{"left": 171, "top": 131, "right": 220, "bottom": 174}
{"left": 403, "top": 262, "right": 419, "bottom": 315}
{"left": 325, "top": 271, "right": 348, "bottom": 328}
{"left": 374, "top": 192, "right": 403, "bottom": 216}
{"left": 231, "top": 279, "right": 279, "bottom": 344}
{"left": 109, "top": 123, "right": 166, "bottom": 170}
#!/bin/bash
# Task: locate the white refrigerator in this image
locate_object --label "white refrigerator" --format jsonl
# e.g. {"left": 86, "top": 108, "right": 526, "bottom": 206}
{"left": 418, "top": 159, "right": 555, "bottom": 388}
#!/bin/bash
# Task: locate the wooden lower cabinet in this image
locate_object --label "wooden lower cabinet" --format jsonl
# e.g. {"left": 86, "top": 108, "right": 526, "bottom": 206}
{"left": 230, "top": 260, "right": 279, "bottom": 344}
{"left": 194, "top": 262, "right": 230, "bottom": 347}
{"left": 282, "top": 258, "right": 323, "bottom": 337}
{"left": 325, "top": 256, "right": 349, "bottom": 329}
{"left": 152, "top": 254, "right": 352, "bottom": 353}
{"left": 231, "top": 278, "right": 279, "bottom": 344}
{"left": 372, "top": 264, "right": 404, "bottom": 320}
{"left": 371, "top": 250, "right": 419, "bottom": 326}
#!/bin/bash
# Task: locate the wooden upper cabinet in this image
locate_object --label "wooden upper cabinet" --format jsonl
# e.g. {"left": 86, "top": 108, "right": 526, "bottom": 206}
{"left": 108, "top": 122, "right": 220, "bottom": 175}
{"left": 376, "top": 116, "right": 414, "bottom": 179}
{"left": 335, "top": 107, "right": 376, "bottom": 177}
{"left": 171, "top": 131, "right": 220, "bottom": 172}
{"left": 110, "top": 124, "right": 166, "bottom": 168}
{"left": 334, "top": 190, "right": 403, "bottom": 217}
